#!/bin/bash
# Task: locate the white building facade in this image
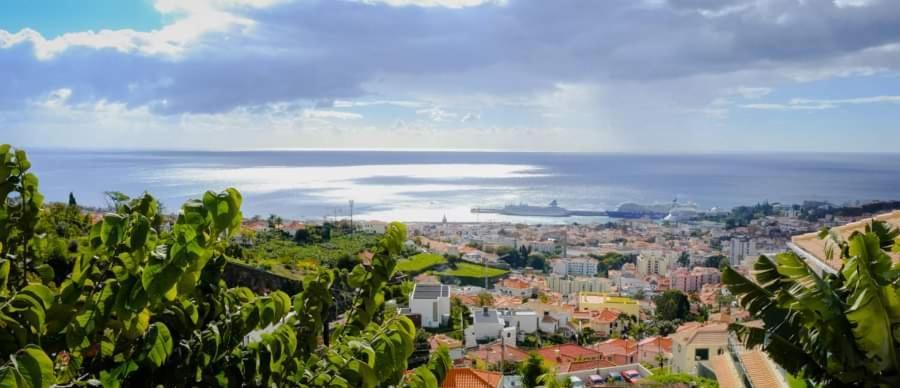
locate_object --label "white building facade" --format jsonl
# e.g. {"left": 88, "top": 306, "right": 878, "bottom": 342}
{"left": 409, "top": 283, "right": 451, "bottom": 328}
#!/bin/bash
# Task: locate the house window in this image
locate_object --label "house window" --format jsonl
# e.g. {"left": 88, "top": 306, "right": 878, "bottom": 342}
{"left": 718, "top": 348, "right": 724, "bottom": 355}
{"left": 695, "top": 348, "right": 709, "bottom": 361}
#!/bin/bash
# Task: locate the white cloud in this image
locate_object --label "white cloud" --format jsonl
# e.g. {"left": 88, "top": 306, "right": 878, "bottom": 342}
{"left": 302, "top": 109, "right": 364, "bottom": 120}
{"left": 741, "top": 95, "right": 900, "bottom": 110}
{"left": 731, "top": 86, "right": 772, "bottom": 99}
{"left": 358, "top": 0, "right": 505, "bottom": 8}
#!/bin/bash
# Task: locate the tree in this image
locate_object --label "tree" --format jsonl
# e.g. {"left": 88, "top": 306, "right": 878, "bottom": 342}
{"left": 676, "top": 251, "right": 690, "bottom": 267}
{"left": 653, "top": 290, "right": 690, "bottom": 321}
{"left": 703, "top": 254, "right": 727, "bottom": 268}
{"left": 519, "top": 353, "right": 547, "bottom": 388}
{"left": 67, "top": 192, "right": 77, "bottom": 206}
{"left": 723, "top": 220, "right": 900, "bottom": 387}
{"left": 476, "top": 291, "right": 494, "bottom": 307}
{"left": 537, "top": 367, "right": 562, "bottom": 388}
{"left": 0, "top": 145, "right": 446, "bottom": 388}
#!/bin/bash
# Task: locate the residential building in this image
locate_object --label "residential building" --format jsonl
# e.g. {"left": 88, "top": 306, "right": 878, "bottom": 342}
{"left": 576, "top": 292, "right": 640, "bottom": 317}
{"left": 726, "top": 238, "right": 756, "bottom": 267}
{"left": 429, "top": 334, "right": 465, "bottom": 360}
{"left": 669, "top": 267, "right": 721, "bottom": 293}
{"left": 498, "top": 309, "right": 539, "bottom": 335}
{"left": 466, "top": 307, "right": 517, "bottom": 346}
{"left": 409, "top": 283, "right": 451, "bottom": 328}
{"left": 535, "top": 344, "right": 605, "bottom": 370}
{"left": 441, "top": 368, "right": 503, "bottom": 388}
{"left": 670, "top": 323, "right": 729, "bottom": 375}
{"left": 496, "top": 277, "right": 534, "bottom": 298}
{"left": 592, "top": 338, "right": 637, "bottom": 365}
{"left": 551, "top": 257, "right": 598, "bottom": 277}
{"left": 637, "top": 251, "right": 674, "bottom": 276}
{"left": 789, "top": 210, "right": 900, "bottom": 276}
{"left": 570, "top": 308, "right": 622, "bottom": 337}
{"left": 539, "top": 312, "right": 560, "bottom": 334}
{"left": 546, "top": 274, "right": 611, "bottom": 295}
{"left": 466, "top": 342, "right": 530, "bottom": 366}
{"left": 638, "top": 336, "right": 672, "bottom": 367}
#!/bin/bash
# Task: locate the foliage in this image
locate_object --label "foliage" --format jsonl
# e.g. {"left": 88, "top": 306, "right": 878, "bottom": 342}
{"left": 0, "top": 145, "right": 447, "bottom": 388}
{"left": 646, "top": 368, "right": 718, "bottom": 387}
{"left": 537, "top": 367, "right": 562, "bottom": 388}
{"left": 242, "top": 228, "right": 377, "bottom": 272}
{"left": 722, "top": 220, "right": 900, "bottom": 387}
{"left": 396, "top": 253, "right": 447, "bottom": 274}
{"left": 499, "top": 245, "right": 533, "bottom": 269}
{"left": 519, "top": 352, "right": 547, "bottom": 388}
{"left": 653, "top": 290, "right": 691, "bottom": 321}
{"left": 476, "top": 291, "right": 494, "bottom": 307}
{"left": 676, "top": 251, "right": 690, "bottom": 267}
{"left": 588, "top": 252, "right": 636, "bottom": 276}
{"left": 703, "top": 254, "right": 727, "bottom": 269}
{"left": 448, "top": 296, "right": 472, "bottom": 340}
{"left": 437, "top": 262, "right": 508, "bottom": 278}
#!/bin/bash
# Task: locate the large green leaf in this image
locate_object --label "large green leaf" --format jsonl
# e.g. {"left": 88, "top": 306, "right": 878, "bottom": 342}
{"left": 12, "top": 345, "right": 55, "bottom": 388}
{"left": 841, "top": 231, "right": 900, "bottom": 373}
{"left": 141, "top": 322, "right": 174, "bottom": 368}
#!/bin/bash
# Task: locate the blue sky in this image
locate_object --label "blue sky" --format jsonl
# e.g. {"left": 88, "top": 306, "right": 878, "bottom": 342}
{"left": 2, "top": 0, "right": 900, "bottom": 152}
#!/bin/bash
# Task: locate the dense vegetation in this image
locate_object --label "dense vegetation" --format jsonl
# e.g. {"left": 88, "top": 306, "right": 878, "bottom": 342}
{"left": 724, "top": 220, "right": 900, "bottom": 387}
{"left": 437, "top": 262, "right": 508, "bottom": 278}
{"left": 588, "top": 252, "right": 637, "bottom": 276}
{"left": 0, "top": 145, "right": 448, "bottom": 387}
{"left": 703, "top": 202, "right": 777, "bottom": 229}
{"left": 396, "top": 253, "right": 446, "bottom": 274}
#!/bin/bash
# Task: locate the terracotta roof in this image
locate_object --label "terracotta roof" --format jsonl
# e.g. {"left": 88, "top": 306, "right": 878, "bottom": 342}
{"left": 430, "top": 334, "right": 463, "bottom": 350}
{"left": 671, "top": 323, "right": 729, "bottom": 347}
{"left": 559, "top": 359, "right": 617, "bottom": 372}
{"left": 500, "top": 278, "right": 531, "bottom": 289}
{"left": 791, "top": 210, "right": 900, "bottom": 271}
{"left": 638, "top": 336, "right": 672, "bottom": 353}
{"left": 466, "top": 343, "right": 529, "bottom": 364}
{"left": 740, "top": 349, "right": 785, "bottom": 388}
{"left": 592, "top": 339, "right": 637, "bottom": 358}
{"left": 441, "top": 368, "right": 502, "bottom": 388}
{"left": 536, "top": 344, "right": 602, "bottom": 363}
{"left": 709, "top": 354, "right": 742, "bottom": 388}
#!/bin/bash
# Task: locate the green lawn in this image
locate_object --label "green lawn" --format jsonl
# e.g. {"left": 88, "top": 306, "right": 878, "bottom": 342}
{"left": 396, "top": 253, "right": 446, "bottom": 274}
{"left": 437, "top": 262, "right": 508, "bottom": 278}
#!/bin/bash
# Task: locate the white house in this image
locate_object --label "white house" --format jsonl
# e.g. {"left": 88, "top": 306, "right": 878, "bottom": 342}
{"left": 470, "top": 307, "right": 505, "bottom": 341}
{"left": 499, "top": 309, "right": 539, "bottom": 335}
{"left": 409, "top": 283, "right": 451, "bottom": 328}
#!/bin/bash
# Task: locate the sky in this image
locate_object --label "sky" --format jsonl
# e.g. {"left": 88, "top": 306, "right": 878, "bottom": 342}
{"left": 2, "top": 0, "right": 900, "bottom": 152}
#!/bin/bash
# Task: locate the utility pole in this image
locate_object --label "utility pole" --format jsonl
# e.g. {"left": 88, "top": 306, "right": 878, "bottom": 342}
{"left": 349, "top": 200, "right": 354, "bottom": 239}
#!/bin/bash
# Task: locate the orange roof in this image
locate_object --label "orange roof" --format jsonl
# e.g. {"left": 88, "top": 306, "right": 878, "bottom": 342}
{"left": 430, "top": 334, "right": 463, "bottom": 350}
{"left": 592, "top": 339, "right": 637, "bottom": 357}
{"left": 536, "top": 344, "right": 602, "bottom": 363}
{"left": 792, "top": 211, "right": 900, "bottom": 271}
{"left": 638, "top": 336, "right": 672, "bottom": 353}
{"left": 441, "top": 368, "right": 502, "bottom": 388}
{"left": 466, "top": 343, "right": 529, "bottom": 363}
{"left": 500, "top": 278, "right": 531, "bottom": 289}
{"left": 559, "top": 359, "right": 617, "bottom": 372}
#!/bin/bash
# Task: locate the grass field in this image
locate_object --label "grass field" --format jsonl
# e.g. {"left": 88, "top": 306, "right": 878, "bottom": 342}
{"left": 396, "top": 253, "right": 446, "bottom": 273}
{"left": 437, "top": 262, "right": 508, "bottom": 278}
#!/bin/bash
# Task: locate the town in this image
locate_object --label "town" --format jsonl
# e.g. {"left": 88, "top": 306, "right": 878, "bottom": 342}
{"left": 231, "top": 199, "right": 900, "bottom": 388}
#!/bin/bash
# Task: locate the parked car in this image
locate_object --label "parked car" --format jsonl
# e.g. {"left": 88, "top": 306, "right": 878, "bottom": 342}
{"left": 622, "top": 369, "right": 642, "bottom": 384}
{"left": 569, "top": 376, "right": 585, "bottom": 388}
{"left": 607, "top": 371, "right": 623, "bottom": 382}
{"left": 589, "top": 374, "right": 604, "bottom": 387}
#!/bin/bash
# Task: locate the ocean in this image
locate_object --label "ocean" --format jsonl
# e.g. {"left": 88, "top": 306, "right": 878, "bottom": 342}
{"left": 26, "top": 149, "right": 900, "bottom": 223}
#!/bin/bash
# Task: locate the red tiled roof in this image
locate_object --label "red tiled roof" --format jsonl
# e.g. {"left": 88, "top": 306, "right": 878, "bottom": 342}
{"left": 441, "top": 368, "right": 502, "bottom": 388}
{"left": 466, "top": 343, "right": 529, "bottom": 364}
{"left": 592, "top": 339, "right": 637, "bottom": 358}
{"left": 500, "top": 278, "right": 531, "bottom": 289}
{"left": 536, "top": 344, "right": 602, "bottom": 363}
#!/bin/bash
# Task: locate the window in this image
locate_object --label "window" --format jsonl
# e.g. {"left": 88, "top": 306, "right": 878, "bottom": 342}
{"left": 695, "top": 348, "right": 709, "bottom": 361}
{"left": 717, "top": 348, "right": 724, "bottom": 355}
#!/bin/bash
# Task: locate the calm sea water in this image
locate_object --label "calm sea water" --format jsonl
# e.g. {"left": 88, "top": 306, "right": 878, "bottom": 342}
{"left": 26, "top": 150, "right": 900, "bottom": 223}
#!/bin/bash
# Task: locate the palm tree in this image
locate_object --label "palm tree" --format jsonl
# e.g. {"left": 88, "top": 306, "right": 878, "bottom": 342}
{"left": 722, "top": 220, "right": 900, "bottom": 387}
{"left": 538, "top": 368, "right": 562, "bottom": 388}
